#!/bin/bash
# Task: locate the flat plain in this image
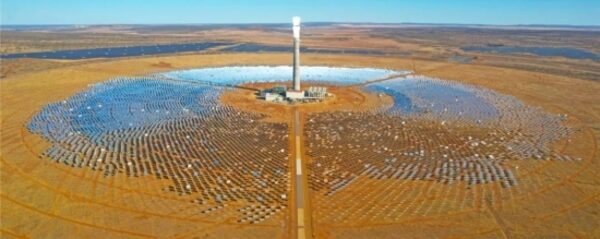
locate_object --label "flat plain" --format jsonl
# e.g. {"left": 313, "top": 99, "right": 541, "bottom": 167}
{"left": 1, "top": 24, "right": 599, "bottom": 238}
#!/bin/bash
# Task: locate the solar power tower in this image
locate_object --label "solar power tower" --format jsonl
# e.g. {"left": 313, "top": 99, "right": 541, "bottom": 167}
{"left": 292, "top": 16, "right": 301, "bottom": 91}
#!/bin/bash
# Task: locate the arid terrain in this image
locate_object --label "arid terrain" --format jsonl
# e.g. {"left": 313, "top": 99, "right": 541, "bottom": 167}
{"left": 1, "top": 25, "right": 599, "bottom": 238}
{"left": 2, "top": 24, "right": 599, "bottom": 80}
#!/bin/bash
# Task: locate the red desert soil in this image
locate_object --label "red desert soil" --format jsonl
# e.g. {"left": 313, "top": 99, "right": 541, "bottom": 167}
{"left": 220, "top": 82, "right": 393, "bottom": 123}
{"left": 1, "top": 53, "right": 599, "bottom": 238}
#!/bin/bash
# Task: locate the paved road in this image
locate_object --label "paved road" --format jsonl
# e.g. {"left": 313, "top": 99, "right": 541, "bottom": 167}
{"left": 292, "top": 108, "right": 311, "bottom": 239}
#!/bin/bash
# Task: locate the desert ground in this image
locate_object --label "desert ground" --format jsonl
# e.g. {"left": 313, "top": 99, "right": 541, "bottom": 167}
{"left": 2, "top": 24, "right": 599, "bottom": 81}
{"left": 1, "top": 25, "right": 600, "bottom": 238}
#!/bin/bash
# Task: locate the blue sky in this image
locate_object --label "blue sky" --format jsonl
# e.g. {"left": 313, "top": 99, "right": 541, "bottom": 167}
{"left": 2, "top": 0, "right": 599, "bottom": 25}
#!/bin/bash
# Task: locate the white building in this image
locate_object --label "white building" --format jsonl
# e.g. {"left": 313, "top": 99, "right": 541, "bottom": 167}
{"left": 285, "top": 90, "right": 305, "bottom": 100}
{"left": 265, "top": 93, "right": 283, "bottom": 102}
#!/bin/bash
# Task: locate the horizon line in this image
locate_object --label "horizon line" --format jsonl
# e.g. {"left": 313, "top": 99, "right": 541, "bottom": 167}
{"left": 1, "top": 22, "right": 599, "bottom": 28}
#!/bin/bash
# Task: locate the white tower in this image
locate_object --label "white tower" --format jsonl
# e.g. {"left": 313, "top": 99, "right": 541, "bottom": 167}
{"left": 292, "top": 16, "right": 301, "bottom": 91}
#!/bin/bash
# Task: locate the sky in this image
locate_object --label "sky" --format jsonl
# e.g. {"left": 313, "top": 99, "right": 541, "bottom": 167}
{"left": 2, "top": 0, "right": 599, "bottom": 26}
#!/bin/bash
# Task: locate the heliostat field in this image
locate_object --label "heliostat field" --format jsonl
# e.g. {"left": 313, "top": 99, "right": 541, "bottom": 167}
{"left": 22, "top": 66, "right": 588, "bottom": 237}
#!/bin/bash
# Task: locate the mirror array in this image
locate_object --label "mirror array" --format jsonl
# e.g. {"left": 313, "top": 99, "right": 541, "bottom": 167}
{"left": 306, "top": 76, "right": 577, "bottom": 224}
{"left": 28, "top": 77, "right": 290, "bottom": 224}
{"left": 27, "top": 67, "right": 579, "bottom": 227}
{"left": 162, "top": 66, "right": 403, "bottom": 86}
